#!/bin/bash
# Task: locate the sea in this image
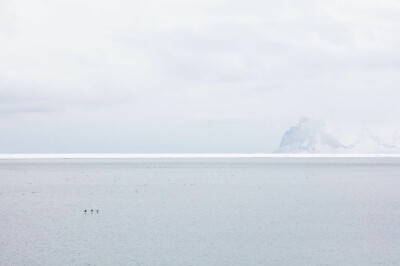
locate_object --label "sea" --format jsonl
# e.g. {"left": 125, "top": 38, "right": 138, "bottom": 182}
{"left": 1, "top": 156, "right": 400, "bottom": 265}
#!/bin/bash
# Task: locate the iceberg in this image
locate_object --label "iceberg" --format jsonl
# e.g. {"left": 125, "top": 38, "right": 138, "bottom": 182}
{"left": 276, "top": 118, "right": 400, "bottom": 153}
{"left": 276, "top": 118, "right": 347, "bottom": 153}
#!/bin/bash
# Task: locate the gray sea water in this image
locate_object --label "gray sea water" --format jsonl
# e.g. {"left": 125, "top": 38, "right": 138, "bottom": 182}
{"left": 1, "top": 158, "right": 400, "bottom": 265}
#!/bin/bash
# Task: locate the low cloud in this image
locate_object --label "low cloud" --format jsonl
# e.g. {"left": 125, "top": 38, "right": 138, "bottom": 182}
{"left": 1, "top": 0, "right": 400, "bottom": 152}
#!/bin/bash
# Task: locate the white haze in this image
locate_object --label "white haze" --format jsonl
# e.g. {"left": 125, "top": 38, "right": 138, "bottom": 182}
{"left": 1, "top": 0, "right": 400, "bottom": 152}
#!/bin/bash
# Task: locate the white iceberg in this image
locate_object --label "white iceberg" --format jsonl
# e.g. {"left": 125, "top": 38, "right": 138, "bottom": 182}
{"left": 276, "top": 118, "right": 400, "bottom": 153}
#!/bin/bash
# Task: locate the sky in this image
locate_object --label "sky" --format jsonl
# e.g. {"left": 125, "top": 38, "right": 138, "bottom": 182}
{"left": 1, "top": 0, "right": 400, "bottom": 153}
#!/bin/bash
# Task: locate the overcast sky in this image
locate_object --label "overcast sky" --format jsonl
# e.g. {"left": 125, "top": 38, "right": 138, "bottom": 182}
{"left": 1, "top": 0, "right": 400, "bottom": 153}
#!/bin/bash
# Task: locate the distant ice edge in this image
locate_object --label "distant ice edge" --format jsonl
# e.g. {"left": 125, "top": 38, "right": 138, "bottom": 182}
{"left": 1, "top": 153, "right": 400, "bottom": 159}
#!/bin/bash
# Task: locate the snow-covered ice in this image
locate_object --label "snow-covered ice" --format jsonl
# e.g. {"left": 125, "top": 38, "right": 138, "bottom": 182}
{"left": 1, "top": 158, "right": 400, "bottom": 265}
{"left": 276, "top": 118, "right": 400, "bottom": 153}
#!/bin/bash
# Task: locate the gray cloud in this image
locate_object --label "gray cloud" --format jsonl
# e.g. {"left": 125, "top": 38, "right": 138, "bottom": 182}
{"left": 1, "top": 0, "right": 400, "bottom": 152}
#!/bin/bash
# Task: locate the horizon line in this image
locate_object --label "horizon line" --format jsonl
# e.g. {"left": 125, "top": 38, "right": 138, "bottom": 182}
{"left": 1, "top": 153, "right": 400, "bottom": 159}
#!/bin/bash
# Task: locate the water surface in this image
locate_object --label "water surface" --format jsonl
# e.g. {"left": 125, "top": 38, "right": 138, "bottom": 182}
{"left": 1, "top": 158, "right": 400, "bottom": 265}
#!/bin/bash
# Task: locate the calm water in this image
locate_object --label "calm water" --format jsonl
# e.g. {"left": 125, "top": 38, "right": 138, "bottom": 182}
{"left": 1, "top": 158, "right": 400, "bottom": 265}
